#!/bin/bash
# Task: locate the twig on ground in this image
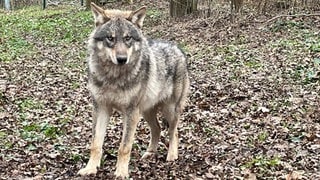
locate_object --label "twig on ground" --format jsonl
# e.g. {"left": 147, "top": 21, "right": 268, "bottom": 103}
{"left": 259, "top": 13, "right": 320, "bottom": 29}
{"left": 266, "top": 13, "right": 320, "bottom": 23}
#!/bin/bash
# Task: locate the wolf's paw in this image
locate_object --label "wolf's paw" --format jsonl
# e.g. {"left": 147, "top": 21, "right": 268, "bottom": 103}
{"left": 141, "top": 151, "right": 156, "bottom": 160}
{"left": 166, "top": 152, "right": 178, "bottom": 161}
{"left": 77, "top": 167, "right": 97, "bottom": 176}
{"left": 114, "top": 167, "right": 129, "bottom": 179}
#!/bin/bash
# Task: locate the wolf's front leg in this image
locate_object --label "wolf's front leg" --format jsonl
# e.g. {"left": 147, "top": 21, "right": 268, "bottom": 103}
{"left": 78, "top": 106, "right": 111, "bottom": 176}
{"left": 141, "top": 107, "right": 160, "bottom": 160}
{"left": 114, "top": 109, "right": 140, "bottom": 178}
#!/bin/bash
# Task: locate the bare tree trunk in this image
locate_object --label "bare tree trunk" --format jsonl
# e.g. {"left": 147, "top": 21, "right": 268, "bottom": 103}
{"left": 5, "top": 0, "right": 11, "bottom": 10}
{"left": 230, "top": 0, "right": 243, "bottom": 13}
{"left": 257, "top": 0, "right": 268, "bottom": 14}
{"left": 230, "top": 0, "right": 243, "bottom": 21}
{"left": 170, "top": 0, "right": 198, "bottom": 17}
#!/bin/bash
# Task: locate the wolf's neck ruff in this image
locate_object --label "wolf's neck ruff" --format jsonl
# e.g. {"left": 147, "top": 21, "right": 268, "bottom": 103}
{"left": 88, "top": 44, "right": 149, "bottom": 89}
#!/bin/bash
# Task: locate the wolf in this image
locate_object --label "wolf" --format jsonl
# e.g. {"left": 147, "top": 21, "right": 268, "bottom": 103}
{"left": 78, "top": 3, "right": 190, "bottom": 178}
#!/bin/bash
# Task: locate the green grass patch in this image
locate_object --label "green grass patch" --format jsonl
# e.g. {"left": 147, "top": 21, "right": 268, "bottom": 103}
{"left": 20, "top": 121, "right": 64, "bottom": 142}
{"left": 244, "top": 59, "right": 261, "bottom": 68}
{"left": 0, "top": 31, "right": 34, "bottom": 62}
{"left": 18, "top": 98, "right": 44, "bottom": 112}
{"left": 177, "top": 41, "right": 190, "bottom": 54}
{"left": 1, "top": 141, "right": 14, "bottom": 149}
{"left": 145, "top": 8, "right": 164, "bottom": 26}
{"left": 41, "top": 122, "right": 60, "bottom": 139}
{"left": 269, "top": 20, "right": 306, "bottom": 32}
{"left": 257, "top": 131, "right": 268, "bottom": 142}
{"left": 241, "top": 155, "right": 281, "bottom": 170}
{"left": 0, "top": 6, "right": 92, "bottom": 62}
{"left": 0, "top": 130, "right": 6, "bottom": 137}
{"left": 288, "top": 63, "right": 319, "bottom": 85}
{"left": 267, "top": 28, "right": 320, "bottom": 85}
{"left": 269, "top": 28, "right": 320, "bottom": 53}
{"left": 70, "top": 153, "right": 82, "bottom": 163}
{"left": 147, "top": 8, "right": 163, "bottom": 20}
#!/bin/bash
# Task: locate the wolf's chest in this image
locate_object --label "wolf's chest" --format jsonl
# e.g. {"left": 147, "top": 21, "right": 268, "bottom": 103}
{"left": 89, "top": 82, "right": 142, "bottom": 107}
{"left": 89, "top": 78, "right": 172, "bottom": 112}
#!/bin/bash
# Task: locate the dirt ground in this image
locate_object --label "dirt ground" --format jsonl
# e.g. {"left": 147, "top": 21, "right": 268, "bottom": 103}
{"left": 1, "top": 1, "right": 320, "bottom": 179}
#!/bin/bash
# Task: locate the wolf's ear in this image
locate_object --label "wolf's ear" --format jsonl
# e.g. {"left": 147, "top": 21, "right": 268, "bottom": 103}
{"left": 128, "top": 6, "right": 146, "bottom": 28}
{"left": 90, "top": 2, "right": 109, "bottom": 27}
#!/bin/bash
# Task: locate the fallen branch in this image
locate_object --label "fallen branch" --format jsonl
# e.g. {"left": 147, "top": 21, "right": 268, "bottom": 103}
{"left": 259, "top": 13, "right": 320, "bottom": 29}
{"left": 266, "top": 13, "right": 320, "bottom": 23}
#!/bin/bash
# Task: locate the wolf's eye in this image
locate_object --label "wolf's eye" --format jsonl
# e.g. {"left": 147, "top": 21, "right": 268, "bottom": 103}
{"left": 124, "top": 36, "right": 132, "bottom": 42}
{"left": 106, "top": 36, "right": 114, "bottom": 42}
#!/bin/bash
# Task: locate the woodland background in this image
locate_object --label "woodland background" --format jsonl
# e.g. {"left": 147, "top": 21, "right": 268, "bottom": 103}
{"left": 0, "top": 0, "right": 320, "bottom": 179}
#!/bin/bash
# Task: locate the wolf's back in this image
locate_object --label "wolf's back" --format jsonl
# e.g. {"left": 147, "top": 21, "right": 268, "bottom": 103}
{"left": 140, "top": 38, "right": 189, "bottom": 111}
{"left": 147, "top": 39, "right": 188, "bottom": 82}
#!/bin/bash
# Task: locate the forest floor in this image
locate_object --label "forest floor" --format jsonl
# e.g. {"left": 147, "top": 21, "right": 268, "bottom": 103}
{"left": 0, "top": 1, "right": 320, "bottom": 179}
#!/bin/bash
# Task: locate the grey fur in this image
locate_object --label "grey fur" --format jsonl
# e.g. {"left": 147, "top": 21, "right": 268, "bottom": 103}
{"left": 78, "top": 3, "right": 189, "bottom": 178}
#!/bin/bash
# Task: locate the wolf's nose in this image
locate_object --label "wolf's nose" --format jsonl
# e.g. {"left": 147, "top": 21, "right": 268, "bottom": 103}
{"left": 116, "top": 56, "right": 127, "bottom": 65}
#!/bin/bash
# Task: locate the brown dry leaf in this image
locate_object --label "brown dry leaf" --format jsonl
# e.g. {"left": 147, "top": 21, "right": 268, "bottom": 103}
{"left": 286, "top": 171, "right": 304, "bottom": 180}
{"left": 243, "top": 169, "right": 257, "bottom": 180}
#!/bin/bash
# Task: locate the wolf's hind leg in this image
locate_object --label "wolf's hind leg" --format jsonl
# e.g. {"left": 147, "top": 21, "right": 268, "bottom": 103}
{"left": 162, "top": 103, "right": 180, "bottom": 161}
{"left": 164, "top": 76, "right": 189, "bottom": 161}
{"left": 141, "top": 107, "right": 160, "bottom": 159}
{"left": 78, "top": 106, "right": 110, "bottom": 176}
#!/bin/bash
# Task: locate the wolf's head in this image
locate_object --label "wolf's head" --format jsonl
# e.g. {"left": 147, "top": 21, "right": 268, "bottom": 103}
{"left": 90, "top": 3, "right": 146, "bottom": 65}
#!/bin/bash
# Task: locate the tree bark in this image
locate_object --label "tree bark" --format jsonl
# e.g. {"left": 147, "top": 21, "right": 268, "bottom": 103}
{"left": 230, "top": 0, "right": 243, "bottom": 13}
{"left": 170, "top": 0, "right": 198, "bottom": 17}
{"left": 5, "top": 0, "right": 11, "bottom": 10}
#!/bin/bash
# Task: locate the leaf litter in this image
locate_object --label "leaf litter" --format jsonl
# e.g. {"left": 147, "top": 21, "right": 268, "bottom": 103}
{"left": 0, "top": 1, "right": 320, "bottom": 179}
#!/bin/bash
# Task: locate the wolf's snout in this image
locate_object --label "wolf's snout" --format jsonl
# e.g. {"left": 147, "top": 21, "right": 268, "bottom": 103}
{"left": 116, "top": 56, "right": 127, "bottom": 65}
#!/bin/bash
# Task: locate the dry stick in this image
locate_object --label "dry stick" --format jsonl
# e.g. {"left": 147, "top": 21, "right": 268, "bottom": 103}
{"left": 265, "top": 13, "right": 320, "bottom": 23}
{"left": 259, "top": 13, "right": 320, "bottom": 29}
